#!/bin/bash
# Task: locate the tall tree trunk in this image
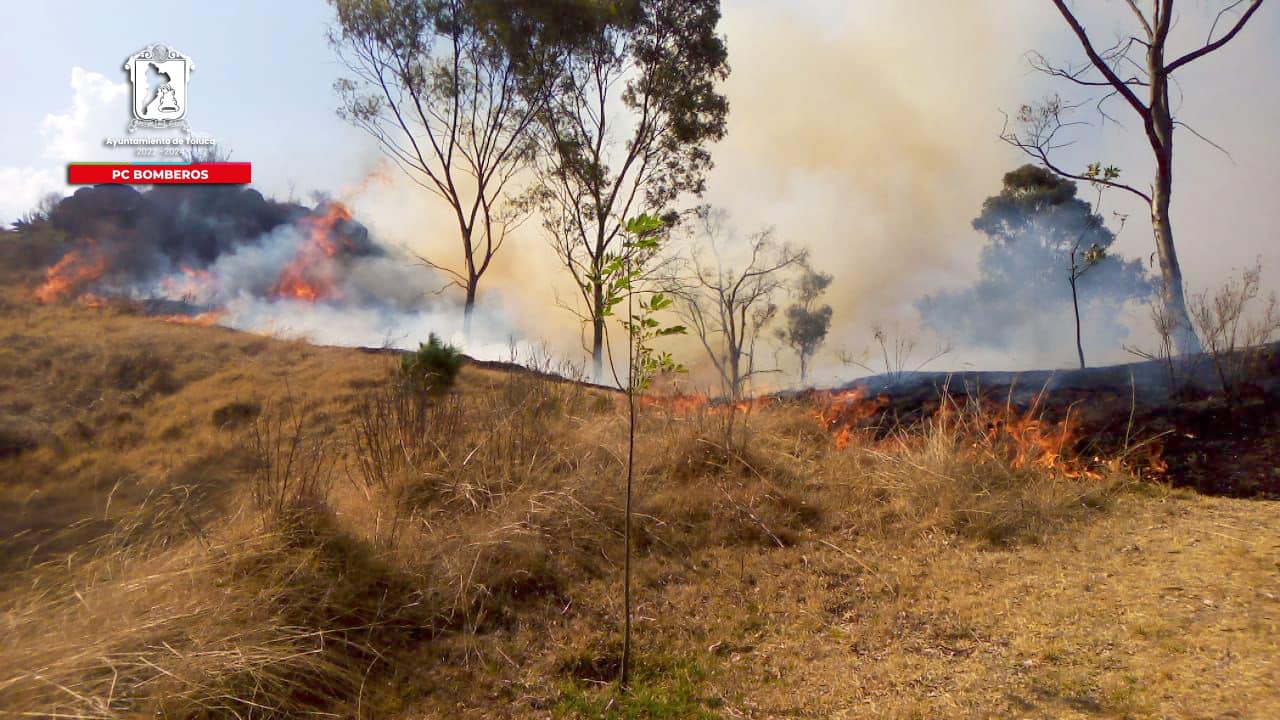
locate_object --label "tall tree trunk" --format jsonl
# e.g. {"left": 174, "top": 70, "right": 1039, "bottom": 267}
{"left": 463, "top": 282, "right": 476, "bottom": 338}
{"left": 729, "top": 347, "right": 742, "bottom": 401}
{"left": 592, "top": 282, "right": 605, "bottom": 381}
{"left": 1149, "top": 50, "right": 1202, "bottom": 355}
{"left": 1149, "top": 154, "right": 1200, "bottom": 354}
{"left": 461, "top": 225, "right": 477, "bottom": 339}
{"left": 1070, "top": 273, "right": 1085, "bottom": 369}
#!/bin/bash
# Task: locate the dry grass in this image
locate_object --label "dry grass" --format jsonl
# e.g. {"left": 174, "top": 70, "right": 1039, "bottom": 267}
{"left": 0, "top": 297, "right": 1276, "bottom": 718}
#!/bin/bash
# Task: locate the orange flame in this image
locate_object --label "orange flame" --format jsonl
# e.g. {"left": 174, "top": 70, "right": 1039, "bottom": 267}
{"left": 159, "top": 311, "right": 222, "bottom": 327}
{"left": 635, "top": 384, "right": 1103, "bottom": 477}
{"left": 34, "top": 240, "right": 108, "bottom": 303}
{"left": 269, "top": 202, "right": 352, "bottom": 303}
{"left": 929, "top": 397, "right": 1099, "bottom": 479}
{"left": 79, "top": 292, "right": 107, "bottom": 309}
{"left": 812, "top": 387, "right": 891, "bottom": 449}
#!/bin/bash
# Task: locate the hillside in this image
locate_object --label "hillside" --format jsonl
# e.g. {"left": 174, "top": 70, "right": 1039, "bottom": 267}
{"left": 1, "top": 293, "right": 1278, "bottom": 719}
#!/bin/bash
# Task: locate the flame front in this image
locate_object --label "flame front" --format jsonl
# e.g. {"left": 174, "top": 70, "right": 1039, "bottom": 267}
{"left": 159, "top": 311, "right": 222, "bottom": 327}
{"left": 635, "top": 386, "right": 1104, "bottom": 477}
{"left": 813, "top": 387, "right": 890, "bottom": 449}
{"left": 268, "top": 202, "right": 352, "bottom": 303}
{"left": 34, "top": 240, "right": 108, "bottom": 304}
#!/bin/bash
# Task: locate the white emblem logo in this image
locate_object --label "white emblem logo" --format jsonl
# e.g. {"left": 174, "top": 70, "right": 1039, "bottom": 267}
{"left": 124, "top": 44, "right": 193, "bottom": 132}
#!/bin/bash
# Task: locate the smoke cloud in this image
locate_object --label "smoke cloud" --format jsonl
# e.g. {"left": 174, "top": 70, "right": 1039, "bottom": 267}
{"left": 916, "top": 165, "right": 1154, "bottom": 367}
{"left": 34, "top": 184, "right": 531, "bottom": 358}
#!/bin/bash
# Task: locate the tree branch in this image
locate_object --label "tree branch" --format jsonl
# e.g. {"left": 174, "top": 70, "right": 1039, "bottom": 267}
{"left": 1167, "top": 0, "right": 1266, "bottom": 73}
{"left": 1048, "top": 0, "right": 1150, "bottom": 117}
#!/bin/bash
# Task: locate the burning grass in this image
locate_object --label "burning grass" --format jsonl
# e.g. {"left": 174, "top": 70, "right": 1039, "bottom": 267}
{"left": 32, "top": 239, "right": 109, "bottom": 304}
{"left": 0, "top": 301, "right": 1274, "bottom": 718}
{"left": 268, "top": 202, "right": 353, "bottom": 303}
{"left": 23, "top": 198, "right": 364, "bottom": 327}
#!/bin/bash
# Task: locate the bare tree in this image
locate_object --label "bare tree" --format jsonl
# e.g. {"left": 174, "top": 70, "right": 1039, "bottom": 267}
{"left": 331, "top": 0, "right": 543, "bottom": 333}
{"left": 1004, "top": 0, "right": 1269, "bottom": 355}
{"left": 841, "top": 325, "right": 952, "bottom": 384}
{"left": 668, "top": 208, "right": 804, "bottom": 400}
{"left": 1066, "top": 164, "right": 1130, "bottom": 369}
{"left": 1189, "top": 259, "right": 1280, "bottom": 403}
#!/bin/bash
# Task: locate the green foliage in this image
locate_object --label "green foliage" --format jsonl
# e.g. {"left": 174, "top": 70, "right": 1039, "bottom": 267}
{"left": 779, "top": 266, "right": 833, "bottom": 382}
{"left": 399, "top": 333, "right": 464, "bottom": 392}
{"left": 592, "top": 212, "right": 685, "bottom": 689}
{"left": 498, "top": 0, "right": 728, "bottom": 367}
{"left": 1083, "top": 161, "right": 1121, "bottom": 184}
{"left": 597, "top": 213, "right": 687, "bottom": 392}
{"left": 555, "top": 654, "right": 721, "bottom": 720}
{"left": 1077, "top": 161, "right": 1119, "bottom": 273}
{"left": 331, "top": 0, "right": 542, "bottom": 319}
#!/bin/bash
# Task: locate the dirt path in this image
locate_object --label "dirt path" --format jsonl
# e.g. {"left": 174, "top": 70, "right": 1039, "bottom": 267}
{"left": 726, "top": 492, "right": 1280, "bottom": 719}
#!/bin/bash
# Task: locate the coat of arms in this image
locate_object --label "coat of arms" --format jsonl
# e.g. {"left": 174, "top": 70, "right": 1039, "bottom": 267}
{"left": 124, "top": 44, "right": 193, "bottom": 132}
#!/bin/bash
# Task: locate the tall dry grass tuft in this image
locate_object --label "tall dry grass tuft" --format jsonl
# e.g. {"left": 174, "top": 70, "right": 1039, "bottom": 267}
{"left": 828, "top": 395, "right": 1124, "bottom": 546}
{"left": 0, "top": 495, "right": 426, "bottom": 718}
{"left": 342, "top": 370, "right": 620, "bottom": 636}
{"left": 248, "top": 393, "right": 338, "bottom": 526}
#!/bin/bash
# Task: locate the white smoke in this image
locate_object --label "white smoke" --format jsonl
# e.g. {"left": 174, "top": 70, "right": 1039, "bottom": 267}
{"left": 144, "top": 220, "right": 532, "bottom": 360}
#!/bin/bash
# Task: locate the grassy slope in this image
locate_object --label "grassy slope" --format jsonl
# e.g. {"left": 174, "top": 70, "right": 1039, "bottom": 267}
{"left": 701, "top": 494, "right": 1279, "bottom": 718}
{"left": 0, "top": 294, "right": 1276, "bottom": 719}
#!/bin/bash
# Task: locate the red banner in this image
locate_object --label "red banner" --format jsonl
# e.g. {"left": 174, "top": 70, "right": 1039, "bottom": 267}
{"left": 67, "top": 162, "right": 252, "bottom": 185}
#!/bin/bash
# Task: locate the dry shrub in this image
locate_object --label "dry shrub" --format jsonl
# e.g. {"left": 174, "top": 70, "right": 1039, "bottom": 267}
{"left": 248, "top": 396, "right": 338, "bottom": 525}
{"left": 636, "top": 409, "right": 825, "bottom": 550}
{"left": 343, "top": 370, "right": 617, "bottom": 633}
{"left": 0, "top": 412, "right": 42, "bottom": 458}
{"left": 211, "top": 399, "right": 261, "bottom": 429}
{"left": 1189, "top": 259, "right": 1280, "bottom": 402}
{"left": 347, "top": 371, "right": 597, "bottom": 515}
{"left": 104, "top": 347, "right": 182, "bottom": 399}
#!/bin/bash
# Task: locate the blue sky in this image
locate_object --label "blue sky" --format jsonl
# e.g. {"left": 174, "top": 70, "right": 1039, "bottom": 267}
{"left": 0, "top": 0, "right": 374, "bottom": 208}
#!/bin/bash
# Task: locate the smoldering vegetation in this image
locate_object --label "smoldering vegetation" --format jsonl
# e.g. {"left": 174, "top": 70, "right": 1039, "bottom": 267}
{"left": 42, "top": 184, "right": 374, "bottom": 289}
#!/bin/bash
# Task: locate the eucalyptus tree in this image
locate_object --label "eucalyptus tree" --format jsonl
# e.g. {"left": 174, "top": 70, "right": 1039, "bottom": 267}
{"left": 506, "top": 0, "right": 729, "bottom": 378}
{"left": 331, "top": 0, "right": 545, "bottom": 332}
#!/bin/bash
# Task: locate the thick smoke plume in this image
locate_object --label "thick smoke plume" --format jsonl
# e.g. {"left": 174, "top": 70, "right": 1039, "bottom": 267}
{"left": 33, "top": 185, "right": 522, "bottom": 356}
{"left": 44, "top": 185, "right": 373, "bottom": 293}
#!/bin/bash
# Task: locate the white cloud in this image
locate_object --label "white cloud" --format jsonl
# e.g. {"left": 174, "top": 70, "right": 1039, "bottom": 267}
{"left": 41, "top": 67, "right": 128, "bottom": 162}
{"left": 0, "top": 67, "right": 127, "bottom": 226}
{"left": 0, "top": 167, "right": 61, "bottom": 225}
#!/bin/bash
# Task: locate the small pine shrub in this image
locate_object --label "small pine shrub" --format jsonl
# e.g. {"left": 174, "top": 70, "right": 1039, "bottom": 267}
{"left": 399, "top": 333, "right": 464, "bottom": 393}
